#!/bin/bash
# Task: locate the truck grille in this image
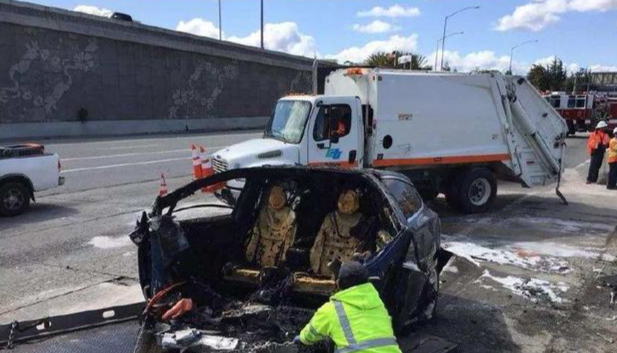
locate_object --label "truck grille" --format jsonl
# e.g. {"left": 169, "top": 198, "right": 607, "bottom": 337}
{"left": 212, "top": 157, "right": 228, "bottom": 174}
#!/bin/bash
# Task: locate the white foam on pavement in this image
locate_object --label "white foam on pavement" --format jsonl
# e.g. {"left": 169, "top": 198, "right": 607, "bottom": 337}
{"left": 458, "top": 216, "right": 614, "bottom": 234}
{"left": 442, "top": 235, "right": 571, "bottom": 273}
{"left": 89, "top": 236, "right": 133, "bottom": 249}
{"left": 480, "top": 270, "right": 569, "bottom": 303}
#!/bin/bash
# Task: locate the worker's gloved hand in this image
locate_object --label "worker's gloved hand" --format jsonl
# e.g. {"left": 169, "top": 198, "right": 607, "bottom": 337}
{"left": 293, "top": 335, "right": 302, "bottom": 345}
{"left": 352, "top": 251, "right": 372, "bottom": 263}
{"left": 161, "top": 298, "right": 194, "bottom": 321}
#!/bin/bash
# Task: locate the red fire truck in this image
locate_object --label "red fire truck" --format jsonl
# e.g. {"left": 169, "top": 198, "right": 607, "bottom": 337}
{"left": 543, "top": 92, "right": 617, "bottom": 135}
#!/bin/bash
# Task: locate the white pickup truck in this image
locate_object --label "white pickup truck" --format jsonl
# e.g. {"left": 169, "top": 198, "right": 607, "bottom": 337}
{"left": 0, "top": 144, "right": 64, "bottom": 216}
{"left": 212, "top": 69, "right": 567, "bottom": 213}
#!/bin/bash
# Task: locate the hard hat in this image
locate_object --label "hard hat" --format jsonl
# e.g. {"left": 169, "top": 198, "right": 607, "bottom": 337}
{"left": 268, "top": 185, "right": 286, "bottom": 210}
{"left": 338, "top": 189, "right": 360, "bottom": 215}
{"left": 596, "top": 121, "right": 608, "bottom": 129}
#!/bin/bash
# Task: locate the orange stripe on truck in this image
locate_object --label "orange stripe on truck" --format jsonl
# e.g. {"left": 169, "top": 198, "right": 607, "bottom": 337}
{"left": 372, "top": 153, "right": 511, "bottom": 167}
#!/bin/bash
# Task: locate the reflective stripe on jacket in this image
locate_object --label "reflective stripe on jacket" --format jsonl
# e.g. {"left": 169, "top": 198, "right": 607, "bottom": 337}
{"left": 609, "top": 138, "right": 617, "bottom": 164}
{"left": 587, "top": 131, "right": 610, "bottom": 155}
{"left": 299, "top": 283, "right": 402, "bottom": 353}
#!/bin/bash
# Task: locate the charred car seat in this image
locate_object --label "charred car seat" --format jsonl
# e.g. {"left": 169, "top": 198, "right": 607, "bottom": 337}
{"left": 308, "top": 189, "right": 366, "bottom": 277}
{"left": 225, "top": 185, "right": 296, "bottom": 285}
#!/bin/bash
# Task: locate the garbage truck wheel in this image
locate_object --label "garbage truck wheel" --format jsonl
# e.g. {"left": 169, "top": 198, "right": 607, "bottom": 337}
{"left": 457, "top": 168, "right": 497, "bottom": 214}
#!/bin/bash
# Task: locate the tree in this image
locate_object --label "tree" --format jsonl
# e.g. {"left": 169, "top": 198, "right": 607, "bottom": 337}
{"left": 526, "top": 57, "right": 567, "bottom": 92}
{"left": 364, "top": 51, "right": 431, "bottom": 70}
{"left": 527, "top": 65, "right": 549, "bottom": 91}
{"left": 565, "top": 68, "right": 592, "bottom": 93}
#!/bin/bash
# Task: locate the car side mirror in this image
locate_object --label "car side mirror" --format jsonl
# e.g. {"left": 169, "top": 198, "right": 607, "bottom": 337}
{"left": 330, "top": 134, "right": 340, "bottom": 144}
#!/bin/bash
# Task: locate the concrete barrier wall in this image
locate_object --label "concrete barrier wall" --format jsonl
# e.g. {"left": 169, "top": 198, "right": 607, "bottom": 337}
{"left": 0, "top": 0, "right": 317, "bottom": 139}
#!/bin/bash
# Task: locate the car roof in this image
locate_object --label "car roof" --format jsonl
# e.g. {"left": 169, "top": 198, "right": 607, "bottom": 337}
{"left": 155, "top": 166, "right": 400, "bottom": 211}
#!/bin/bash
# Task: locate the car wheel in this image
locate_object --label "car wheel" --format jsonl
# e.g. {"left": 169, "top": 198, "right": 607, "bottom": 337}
{"left": 456, "top": 168, "right": 497, "bottom": 214}
{"left": 0, "top": 182, "right": 31, "bottom": 217}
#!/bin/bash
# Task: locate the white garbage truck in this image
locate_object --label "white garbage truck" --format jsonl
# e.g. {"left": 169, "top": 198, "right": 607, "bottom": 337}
{"left": 212, "top": 68, "right": 567, "bottom": 213}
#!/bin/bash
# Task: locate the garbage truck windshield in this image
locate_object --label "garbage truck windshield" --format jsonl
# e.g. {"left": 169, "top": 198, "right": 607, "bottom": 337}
{"left": 265, "top": 100, "right": 312, "bottom": 144}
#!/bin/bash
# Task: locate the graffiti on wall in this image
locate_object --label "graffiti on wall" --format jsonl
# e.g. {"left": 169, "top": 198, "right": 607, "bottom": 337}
{"left": 0, "top": 39, "right": 98, "bottom": 116}
{"left": 168, "top": 60, "right": 239, "bottom": 119}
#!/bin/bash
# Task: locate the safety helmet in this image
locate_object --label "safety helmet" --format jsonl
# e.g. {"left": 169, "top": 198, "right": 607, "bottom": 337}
{"left": 596, "top": 121, "right": 608, "bottom": 129}
{"left": 268, "top": 185, "right": 286, "bottom": 210}
{"left": 338, "top": 189, "right": 360, "bottom": 215}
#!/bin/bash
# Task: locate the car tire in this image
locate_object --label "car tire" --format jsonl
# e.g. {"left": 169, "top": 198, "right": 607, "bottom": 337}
{"left": 456, "top": 168, "right": 497, "bottom": 214}
{"left": 0, "top": 182, "right": 31, "bottom": 217}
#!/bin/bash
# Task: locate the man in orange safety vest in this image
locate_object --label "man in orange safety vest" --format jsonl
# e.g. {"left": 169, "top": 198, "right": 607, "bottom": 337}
{"left": 608, "top": 127, "right": 617, "bottom": 190}
{"left": 587, "top": 121, "right": 611, "bottom": 184}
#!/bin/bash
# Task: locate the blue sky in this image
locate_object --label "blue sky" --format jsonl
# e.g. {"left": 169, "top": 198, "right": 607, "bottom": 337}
{"left": 27, "top": 0, "right": 617, "bottom": 73}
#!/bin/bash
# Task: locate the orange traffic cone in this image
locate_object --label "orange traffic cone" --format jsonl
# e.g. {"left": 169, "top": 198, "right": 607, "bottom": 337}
{"left": 199, "top": 145, "right": 218, "bottom": 193}
{"left": 159, "top": 173, "right": 168, "bottom": 196}
{"left": 191, "top": 144, "right": 202, "bottom": 180}
{"left": 199, "top": 146, "right": 213, "bottom": 179}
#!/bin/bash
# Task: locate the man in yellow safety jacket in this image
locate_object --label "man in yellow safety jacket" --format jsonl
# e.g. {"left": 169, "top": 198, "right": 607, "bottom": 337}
{"left": 295, "top": 261, "right": 402, "bottom": 353}
{"left": 608, "top": 127, "right": 617, "bottom": 190}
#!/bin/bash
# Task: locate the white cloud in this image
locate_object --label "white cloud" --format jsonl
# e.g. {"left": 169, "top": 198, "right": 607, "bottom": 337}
{"left": 496, "top": 0, "right": 617, "bottom": 31}
{"left": 434, "top": 50, "right": 517, "bottom": 73}
{"left": 569, "top": 0, "right": 617, "bottom": 11}
{"left": 228, "top": 22, "right": 317, "bottom": 57}
{"left": 326, "top": 34, "right": 418, "bottom": 64}
{"left": 73, "top": 5, "right": 113, "bottom": 17}
{"left": 429, "top": 50, "right": 617, "bottom": 74}
{"left": 176, "top": 18, "right": 221, "bottom": 39}
{"left": 357, "top": 4, "right": 421, "bottom": 18}
{"left": 352, "top": 20, "right": 400, "bottom": 34}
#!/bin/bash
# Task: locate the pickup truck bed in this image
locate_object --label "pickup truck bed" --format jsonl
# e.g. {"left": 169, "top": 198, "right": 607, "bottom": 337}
{"left": 0, "top": 143, "right": 63, "bottom": 216}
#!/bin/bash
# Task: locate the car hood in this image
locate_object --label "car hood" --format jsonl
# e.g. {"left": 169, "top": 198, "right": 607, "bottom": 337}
{"left": 213, "top": 138, "right": 299, "bottom": 167}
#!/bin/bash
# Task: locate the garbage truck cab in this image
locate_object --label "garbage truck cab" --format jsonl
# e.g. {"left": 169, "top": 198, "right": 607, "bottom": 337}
{"left": 213, "top": 68, "right": 568, "bottom": 213}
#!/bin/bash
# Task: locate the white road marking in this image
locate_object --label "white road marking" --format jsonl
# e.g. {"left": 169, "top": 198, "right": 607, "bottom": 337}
{"left": 63, "top": 149, "right": 189, "bottom": 161}
{"left": 61, "top": 146, "right": 229, "bottom": 162}
{"left": 62, "top": 157, "right": 192, "bottom": 173}
{"left": 100, "top": 144, "right": 161, "bottom": 151}
{"left": 574, "top": 159, "right": 590, "bottom": 170}
{"left": 62, "top": 145, "right": 228, "bottom": 162}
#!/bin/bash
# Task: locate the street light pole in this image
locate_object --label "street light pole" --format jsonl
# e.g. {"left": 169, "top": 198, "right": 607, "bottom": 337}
{"left": 508, "top": 40, "right": 539, "bottom": 74}
{"left": 440, "top": 6, "right": 479, "bottom": 70}
{"left": 435, "top": 32, "right": 464, "bottom": 71}
{"left": 260, "top": 0, "right": 264, "bottom": 49}
{"left": 218, "top": 0, "right": 222, "bottom": 41}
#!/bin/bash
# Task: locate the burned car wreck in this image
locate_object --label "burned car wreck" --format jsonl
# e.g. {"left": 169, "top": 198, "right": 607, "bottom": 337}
{"left": 129, "top": 166, "right": 442, "bottom": 352}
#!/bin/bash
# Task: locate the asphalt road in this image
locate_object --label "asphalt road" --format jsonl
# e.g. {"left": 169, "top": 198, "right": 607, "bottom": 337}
{"left": 41, "top": 131, "right": 262, "bottom": 195}
{"left": 0, "top": 133, "right": 593, "bottom": 326}
{"left": 0, "top": 131, "right": 260, "bottom": 323}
